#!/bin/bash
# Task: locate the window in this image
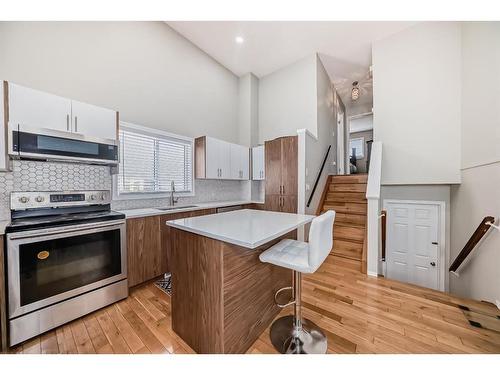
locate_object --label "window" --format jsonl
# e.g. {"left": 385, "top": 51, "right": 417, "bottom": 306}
{"left": 349, "top": 137, "right": 365, "bottom": 159}
{"left": 117, "top": 123, "right": 193, "bottom": 196}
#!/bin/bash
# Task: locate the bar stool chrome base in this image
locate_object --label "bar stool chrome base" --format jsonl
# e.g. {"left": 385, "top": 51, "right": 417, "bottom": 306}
{"left": 270, "top": 316, "right": 328, "bottom": 354}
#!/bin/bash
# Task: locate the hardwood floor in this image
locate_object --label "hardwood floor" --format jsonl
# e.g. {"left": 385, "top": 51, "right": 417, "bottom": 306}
{"left": 7, "top": 255, "right": 500, "bottom": 354}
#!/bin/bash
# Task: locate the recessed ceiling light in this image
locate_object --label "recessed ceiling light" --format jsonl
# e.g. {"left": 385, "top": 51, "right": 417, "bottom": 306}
{"left": 235, "top": 36, "right": 244, "bottom": 44}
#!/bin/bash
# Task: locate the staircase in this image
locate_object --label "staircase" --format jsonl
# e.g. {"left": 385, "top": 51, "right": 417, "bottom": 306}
{"left": 319, "top": 174, "right": 368, "bottom": 271}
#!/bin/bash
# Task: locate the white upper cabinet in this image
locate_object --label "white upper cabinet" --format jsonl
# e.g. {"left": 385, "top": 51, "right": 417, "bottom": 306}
{"left": 7, "top": 82, "right": 118, "bottom": 142}
{"left": 71, "top": 100, "right": 117, "bottom": 141}
{"left": 230, "top": 143, "right": 249, "bottom": 180}
{"left": 204, "top": 136, "right": 231, "bottom": 179}
{"left": 252, "top": 145, "right": 265, "bottom": 180}
{"left": 195, "top": 136, "right": 249, "bottom": 180}
{"left": 0, "top": 83, "right": 7, "bottom": 170}
{"left": 8, "top": 83, "right": 72, "bottom": 132}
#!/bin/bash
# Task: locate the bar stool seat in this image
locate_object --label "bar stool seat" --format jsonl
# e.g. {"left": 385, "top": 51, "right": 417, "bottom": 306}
{"left": 259, "top": 239, "right": 318, "bottom": 274}
{"left": 259, "top": 210, "right": 335, "bottom": 354}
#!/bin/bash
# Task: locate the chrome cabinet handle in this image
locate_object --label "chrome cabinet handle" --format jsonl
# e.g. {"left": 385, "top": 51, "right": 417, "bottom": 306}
{"left": 282, "top": 185, "right": 285, "bottom": 194}
{"left": 74, "top": 116, "right": 78, "bottom": 132}
{"left": 66, "top": 114, "right": 70, "bottom": 131}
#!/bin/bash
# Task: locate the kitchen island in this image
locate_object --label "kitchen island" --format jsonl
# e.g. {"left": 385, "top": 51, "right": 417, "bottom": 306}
{"left": 166, "top": 209, "right": 314, "bottom": 354}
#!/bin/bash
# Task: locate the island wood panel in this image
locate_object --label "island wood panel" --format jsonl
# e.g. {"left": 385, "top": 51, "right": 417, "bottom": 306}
{"left": 0, "top": 236, "right": 7, "bottom": 352}
{"left": 160, "top": 208, "right": 216, "bottom": 273}
{"left": 170, "top": 228, "right": 295, "bottom": 353}
{"left": 170, "top": 228, "right": 224, "bottom": 353}
{"left": 223, "top": 232, "right": 295, "bottom": 353}
{"left": 127, "top": 216, "right": 162, "bottom": 287}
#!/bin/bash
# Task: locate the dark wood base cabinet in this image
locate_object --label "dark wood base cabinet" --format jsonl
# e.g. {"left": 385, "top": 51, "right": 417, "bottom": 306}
{"left": 126, "top": 209, "right": 216, "bottom": 288}
{"left": 0, "top": 236, "right": 6, "bottom": 352}
{"left": 170, "top": 228, "right": 295, "bottom": 354}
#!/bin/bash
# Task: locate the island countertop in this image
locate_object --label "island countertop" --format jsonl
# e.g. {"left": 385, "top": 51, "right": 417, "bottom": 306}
{"left": 166, "top": 209, "right": 315, "bottom": 249}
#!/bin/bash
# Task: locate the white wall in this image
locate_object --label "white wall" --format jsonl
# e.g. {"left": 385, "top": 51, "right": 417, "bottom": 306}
{"left": 350, "top": 114, "right": 373, "bottom": 133}
{"left": 237, "top": 73, "right": 259, "bottom": 147}
{"left": 258, "top": 54, "right": 317, "bottom": 143}
{"left": 305, "top": 56, "right": 336, "bottom": 215}
{"left": 0, "top": 21, "right": 239, "bottom": 142}
{"left": 372, "top": 22, "right": 462, "bottom": 185}
{"left": 450, "top": 22, "right": 500, "bottom": 305}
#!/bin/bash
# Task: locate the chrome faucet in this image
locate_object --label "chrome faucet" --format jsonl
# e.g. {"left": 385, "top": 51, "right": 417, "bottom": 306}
{"left": 170, "top": 181, "right": 178, "bottom": 207}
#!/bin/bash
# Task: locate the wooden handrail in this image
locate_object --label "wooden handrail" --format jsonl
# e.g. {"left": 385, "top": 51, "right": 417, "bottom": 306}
{"left": 380, "top": 210, "right": 387, "bottom": 261}
{"left": 306, "top": 145, "right": 331, "bottom": 208}
{"left": 449, "top": 216, "right": 495, "bottom": 273}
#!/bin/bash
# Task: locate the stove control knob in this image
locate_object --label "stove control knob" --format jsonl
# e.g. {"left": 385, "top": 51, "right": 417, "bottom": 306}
{"left": 19, "top": 196, "right": 29, "bottom": 203}
{"left": 100, "top": 194, "right": 105, "bottom": 200}
{"left": 35, "top": 196, "right": 44, "bottom": 203}
{"left": 90, "top": 194, "right": 96, "bottom": 201}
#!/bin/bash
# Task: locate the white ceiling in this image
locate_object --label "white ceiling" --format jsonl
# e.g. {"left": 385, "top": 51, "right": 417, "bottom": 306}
{"left": 167, "top": 21, "right": 417, "bottom": 109}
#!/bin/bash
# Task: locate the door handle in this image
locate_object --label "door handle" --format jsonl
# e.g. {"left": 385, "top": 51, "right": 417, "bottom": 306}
{"left": 430, "top": 262, "right": 436, "bottom": 267}
{"left": 431, "top": 242, "right": 438, "bottom": 245}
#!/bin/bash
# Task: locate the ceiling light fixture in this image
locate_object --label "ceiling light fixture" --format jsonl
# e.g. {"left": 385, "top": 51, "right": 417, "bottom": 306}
{"left": 351, "top": 81, "right": 360, "bottom": 101}
{"left": 235, "top": 36, "right": 244, "bottom": 44}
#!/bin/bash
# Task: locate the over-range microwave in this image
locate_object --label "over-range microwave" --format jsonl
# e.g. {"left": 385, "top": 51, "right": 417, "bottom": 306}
{"left": 8, "top": 124, "right": 119, "bottom": 165}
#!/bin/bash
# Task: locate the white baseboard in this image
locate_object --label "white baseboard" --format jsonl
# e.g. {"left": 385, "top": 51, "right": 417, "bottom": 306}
{"left": 367, "top": 271, "right": 378, "bottom": 277}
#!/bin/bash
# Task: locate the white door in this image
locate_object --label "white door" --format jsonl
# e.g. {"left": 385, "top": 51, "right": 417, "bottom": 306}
{"left": 386, "top": 201, "right": 441, "bottom": 290}
{"left": 252, "top": 145, "right": 265, "bottom": 180}
{"left": 8, "top": 83, "right": 72, "bottom": 132}
{"left": 71, "top": 100, "right": 117, "bottom": 141}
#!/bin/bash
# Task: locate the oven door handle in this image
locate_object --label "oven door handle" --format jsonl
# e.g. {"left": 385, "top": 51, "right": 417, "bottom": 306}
{"left": 7, "top": 219, "right": 125, "bottom": 241}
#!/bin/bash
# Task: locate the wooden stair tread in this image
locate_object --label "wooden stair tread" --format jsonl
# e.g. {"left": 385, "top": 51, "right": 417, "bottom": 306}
{"left": 331, "top": 174, "right": 368, "bottom": 184}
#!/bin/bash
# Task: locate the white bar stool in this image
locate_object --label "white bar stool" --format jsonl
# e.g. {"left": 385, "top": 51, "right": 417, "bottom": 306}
{"left": 259, "top": 210, "right": 335, "bottom": 354}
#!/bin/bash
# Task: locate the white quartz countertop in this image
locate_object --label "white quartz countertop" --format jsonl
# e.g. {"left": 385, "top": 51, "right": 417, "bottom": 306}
{"left": 166, "top": 209, "right": 315, "bottom": 249}
{"left": 118, "top": 200, "right": 264, "bottom": 219}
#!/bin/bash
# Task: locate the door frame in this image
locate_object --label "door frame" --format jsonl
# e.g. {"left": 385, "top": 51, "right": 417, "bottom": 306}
{"left": 382, "top": 199, "right": 447, "bottom": 292}
{"left": 336, "top": 111, "right": 346, "bottom": 175}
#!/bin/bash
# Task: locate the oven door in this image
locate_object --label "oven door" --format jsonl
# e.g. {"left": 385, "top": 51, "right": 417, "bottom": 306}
{"left": 6, "top": 220, "right": 126, "bottom": 319}
{"left": 8, "top": 124, "right": 119, "bottom": 165}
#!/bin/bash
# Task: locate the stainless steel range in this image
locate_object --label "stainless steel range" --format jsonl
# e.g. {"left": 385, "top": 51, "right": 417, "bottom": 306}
{"left": 5, "top": 190, "right": 128, "bottom": 346}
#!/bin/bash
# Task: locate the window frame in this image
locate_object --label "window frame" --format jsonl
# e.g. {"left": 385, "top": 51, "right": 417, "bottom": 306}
{"left": 349, "top": 136, "right": 365, "bottom": 160}
{"left": 112, "top": 121, "right": 195, "bottom": 200}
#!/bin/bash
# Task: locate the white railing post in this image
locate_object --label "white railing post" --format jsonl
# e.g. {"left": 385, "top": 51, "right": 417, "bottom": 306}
{"left": 366, "top": 141, "right": 383, "bottom": 276}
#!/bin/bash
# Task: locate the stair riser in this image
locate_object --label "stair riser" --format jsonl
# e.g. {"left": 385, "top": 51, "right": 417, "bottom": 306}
{"left": 329, "top": 184, "right": 367, "bottom": 193}
{"left": 332, "top": 239, "right": 363, "bottom": 260}
{"left": 332, "top": 212, "right": 366, "bottom": 226}
{"left": 327, "top": 192, "right": 366, "bottom": 202}
{"left": 324, "top": 202, "right": 367, "bottom": 215}
{"left": 331, "top": 175, "right": 368, "bottom": 184}
{"left": 334, "top": 225, "right": 365, "bottom": 243}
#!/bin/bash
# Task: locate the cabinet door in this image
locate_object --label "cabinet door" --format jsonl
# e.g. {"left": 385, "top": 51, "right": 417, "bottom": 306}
{"left": 8, "top": 82, "right": 72, "bottom": 132}
{"left": 205, "top": 137, "right": 221, "bottom": 179}
{"left": 281, "top": 136, "right": 298, "bottom": 196}
{"left": 240, "top": 145, "right": 249, "bottom": 180}
{"left": 71, "top": 100, "right": 117, "bottom": 141}
{"left": 230, "top": 143, "right": 242, "bottom": 180}
{"left": 265, "top": 138, "right": 282, "bottom": 195}
{"left": 263, "top": 195, "right": 281, "bottom": 212}
{"left": 126, "top": 216, "right": 161, "bottom": 287}
{"left": 252, "top": 145, "right": 265, "bottom": 180}
{"left": 218, "top": 140, "right": 231, "bottom": 179}
{"left": 0, "top": 85, "right": 7, "bottom": 171}
{"left": 281, "top": 195, "right": 297, "bottom": 214}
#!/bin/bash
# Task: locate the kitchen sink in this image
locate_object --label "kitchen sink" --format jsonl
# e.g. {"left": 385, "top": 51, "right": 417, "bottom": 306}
{"left": 157, "top": 205, "right": 199, "bottom": 211}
